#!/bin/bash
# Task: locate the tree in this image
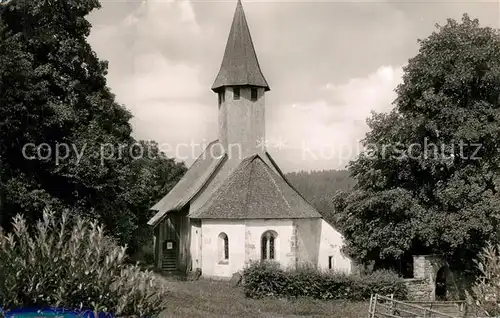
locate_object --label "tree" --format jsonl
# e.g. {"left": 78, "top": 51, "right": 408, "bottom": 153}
{"left": 0, "top": 0, "right": 186, "bottom": 250}
{"left": 120, "top": 140, "right": 186, "bottom": 256}
{"left": 334, "top": 14, "right": 500, "bottom": 275}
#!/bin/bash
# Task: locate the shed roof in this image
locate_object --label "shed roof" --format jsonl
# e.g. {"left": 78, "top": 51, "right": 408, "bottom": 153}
{"left": 147, "top": 140, "right": 226, "bottom": 226}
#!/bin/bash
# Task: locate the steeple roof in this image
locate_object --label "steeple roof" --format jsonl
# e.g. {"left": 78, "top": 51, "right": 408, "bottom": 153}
{"left": 211, "top": 0, "right": 270, "bottom": 92}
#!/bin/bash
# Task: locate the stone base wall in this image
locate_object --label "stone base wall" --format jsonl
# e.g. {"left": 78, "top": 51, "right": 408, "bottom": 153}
{"left": 404, "top": 278, "right": 434, "bottom": 301}
{"left": 413, "top": 254, "right": 445, "bottom": 280}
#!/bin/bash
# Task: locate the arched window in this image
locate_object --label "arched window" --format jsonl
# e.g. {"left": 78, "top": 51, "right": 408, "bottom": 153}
{"left": 218, "top": 232, "right": 229, "bottom": 262}
{"left": 261, "top": 231, "right": 277, "bottom": 260}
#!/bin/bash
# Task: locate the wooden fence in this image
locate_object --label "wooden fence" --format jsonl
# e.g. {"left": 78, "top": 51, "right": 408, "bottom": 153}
{"left": 368, "top": 294, "right": 468, "bottom": 318}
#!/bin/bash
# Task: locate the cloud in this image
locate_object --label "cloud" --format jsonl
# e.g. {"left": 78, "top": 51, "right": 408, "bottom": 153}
{"left": 131, "top": 100, "right": 217, "bottom": 160}
{"left": 87, "top": 0, "right": 498, "bottom": 171}
{"left": 267, "top": 65, "right": 403, "bottom": 170}
{"left": 88, "top": 0, "right": 213, "bottom": 164}
{"left": 88, "top": 1, "right": 412, "bottom": 169}
{"left": 112, "top": 52, "right": 204, "bottom": 104}
{"left": 321, "top": 65, "right": 403, "bottom": 126}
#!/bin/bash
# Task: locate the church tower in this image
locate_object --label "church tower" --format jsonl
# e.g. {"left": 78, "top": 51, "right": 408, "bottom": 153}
{"left": 149, "top": 0, "right": 351, "bottom": 279}
{"left": 212, "top": 0, "right": 270, "bottom": 160}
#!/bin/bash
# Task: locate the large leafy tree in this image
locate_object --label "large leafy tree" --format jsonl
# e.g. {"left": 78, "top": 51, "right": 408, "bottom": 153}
{"left": 120, "top": 140, "right": 186, "bottom": 254}
{"left": 334, "top": 14, "right": 500, "bottom": 274}
{"left": 0, "top": 0, "right": 186, "bottom": 251}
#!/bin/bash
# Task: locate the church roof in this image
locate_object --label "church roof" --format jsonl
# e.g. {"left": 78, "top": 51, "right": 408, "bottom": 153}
{"left": 147, "top": 140, "right": 226, "bottom": 227}
{"left": 211, "top": 0, "right": 270, "bottom": 92}
{"left": 189, "top": 154, "right": 322, "bottom": 219}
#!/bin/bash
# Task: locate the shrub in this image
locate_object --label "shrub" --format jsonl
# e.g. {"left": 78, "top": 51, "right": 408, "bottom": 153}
{"left": 0, "top": 208, "right": 167, "bottom": 317}
{"left": 470, "top": 242, "right": 500, "bottom": 317}
{"left": 243, "top": 261, "right": 407, "bottom": 300}
{"left": 358, "top": 269, "right": 408, "bottom": 299}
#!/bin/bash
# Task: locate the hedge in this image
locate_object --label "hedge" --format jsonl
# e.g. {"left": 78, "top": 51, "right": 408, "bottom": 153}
{"left": 243, "top": 261, "right": 407, "bottom": 300}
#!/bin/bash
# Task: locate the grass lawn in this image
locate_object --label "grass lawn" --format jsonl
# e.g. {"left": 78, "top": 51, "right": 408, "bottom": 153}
{"left": 159, "top": 277, "right": 368, "bottom": 318}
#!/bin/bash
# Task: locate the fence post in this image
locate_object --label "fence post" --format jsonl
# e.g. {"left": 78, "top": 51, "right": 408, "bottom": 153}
{"left": 372, "top": 294, "right": 378, "bottom": 318}
{"left": 368, "top": 294, "right": 373, "bottom": 318}
{"left": 390, "top": 293, "right": 394, "bottom": 314}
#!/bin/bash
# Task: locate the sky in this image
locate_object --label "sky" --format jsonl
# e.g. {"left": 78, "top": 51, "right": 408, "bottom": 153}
{"left": 87, "top": 0, "right": 500, "bottom": 172}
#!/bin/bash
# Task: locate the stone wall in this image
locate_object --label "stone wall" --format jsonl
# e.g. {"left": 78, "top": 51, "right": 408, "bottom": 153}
{"left": 404, "top": 278, "right": 434, "bottom": 301}
{"left": 405, "top": 254, "right": 447, "bottom": 301}
{"left": 413, "top": 254, "right": 446, "bottom": 281}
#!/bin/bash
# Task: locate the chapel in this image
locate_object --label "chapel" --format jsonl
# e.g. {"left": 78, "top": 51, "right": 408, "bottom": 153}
{"left": 147, "top": 0, "right": 353, "bottom": 278}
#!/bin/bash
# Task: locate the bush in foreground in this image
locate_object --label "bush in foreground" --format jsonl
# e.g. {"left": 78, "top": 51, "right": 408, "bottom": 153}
{"left": 0, "top": 209, "right": 167, "bottom": 317}
{"left": 469, "top": 243, "right": 500, "bottom": 317}
{"left": 243, "top": 261, "right": 407, "bottom": 300}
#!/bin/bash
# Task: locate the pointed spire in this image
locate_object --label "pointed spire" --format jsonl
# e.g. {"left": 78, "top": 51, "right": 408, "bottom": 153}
{"left": 211, "top": 0, "right": 270, "bottom": 92}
